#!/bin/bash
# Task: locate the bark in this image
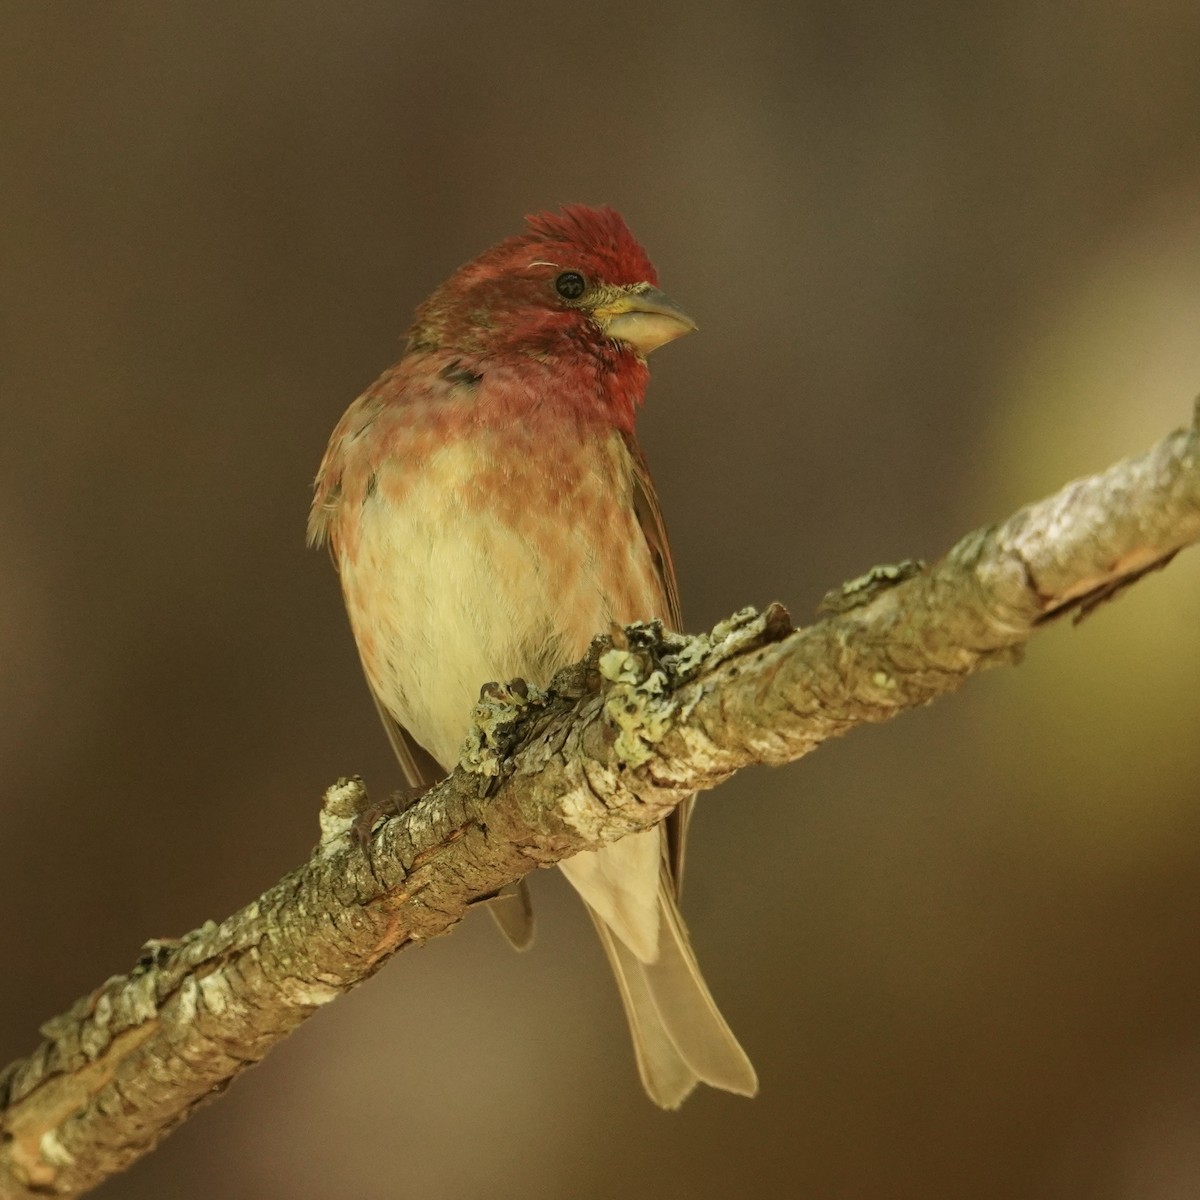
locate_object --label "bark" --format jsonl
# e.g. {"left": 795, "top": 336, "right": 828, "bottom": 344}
{"left": 2, "top": 403, "right": 1198, "bottom": 1198}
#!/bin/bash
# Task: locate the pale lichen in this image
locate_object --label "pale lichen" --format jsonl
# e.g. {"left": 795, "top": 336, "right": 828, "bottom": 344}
{"left": 318, "top": 776, "right": 370, "bottom": 852}
{"left": 594, "top": 609, "right": 787, "bottom": 768}
{"left": 558, "top": 770, "right": 623, "bottom": 842}
{"left": 274, "top": 975, "right": 340, "bottom": 1009}
{"left": 819, "top": 560, "right": 926, "bottom": 614}
{"left": 666, "top": 606, "right": 777, "bottom": 678}
{"left": 38, "top": 1129, "right": 74, "bottom": 1169}
{"left": 197, "top": 971, "right": 234, "bottom": 1017}
{"left": 598, "top": 646, "right": 674, "bottom": 768}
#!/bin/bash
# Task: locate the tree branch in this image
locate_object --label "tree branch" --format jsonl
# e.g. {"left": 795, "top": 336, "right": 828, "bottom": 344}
{"left": 2, "top": 404, "right": 1199, "bottom": 1198}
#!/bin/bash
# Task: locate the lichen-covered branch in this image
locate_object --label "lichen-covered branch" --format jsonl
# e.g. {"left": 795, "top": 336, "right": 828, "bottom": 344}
{"left": 2, "top": 406, "right": 1198, "bottom": 1198}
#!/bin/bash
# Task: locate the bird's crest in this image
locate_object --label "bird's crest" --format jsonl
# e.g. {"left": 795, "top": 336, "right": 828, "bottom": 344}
{"left": 520, "top": 205, "right": 659, "bottom": 288}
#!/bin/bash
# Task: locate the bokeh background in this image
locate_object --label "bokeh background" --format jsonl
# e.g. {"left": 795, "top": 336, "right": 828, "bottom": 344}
{"left": 3, "top": 3, "right": 1200, "bottom": 1197}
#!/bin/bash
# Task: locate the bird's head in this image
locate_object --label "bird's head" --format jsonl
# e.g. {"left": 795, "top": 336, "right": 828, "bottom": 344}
{"left": 408, "top": 205, "right": 696, "bottom": 364}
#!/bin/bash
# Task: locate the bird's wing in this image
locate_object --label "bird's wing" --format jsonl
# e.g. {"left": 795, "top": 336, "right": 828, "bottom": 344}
{"left": 622, "top": 430, "right": 692, "bottom": 897}
{"left": 367, "top": 685, "right": 445, "bottom": 791}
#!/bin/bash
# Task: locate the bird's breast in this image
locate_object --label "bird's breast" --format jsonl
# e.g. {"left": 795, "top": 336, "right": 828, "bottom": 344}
{"left": 336, "top": 421, "right": 665, "bottom": 769}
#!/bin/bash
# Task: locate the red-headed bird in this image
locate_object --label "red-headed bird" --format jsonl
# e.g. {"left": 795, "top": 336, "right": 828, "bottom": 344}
{"left": 309, "top": 205, "right": 756, "bottom": 1108}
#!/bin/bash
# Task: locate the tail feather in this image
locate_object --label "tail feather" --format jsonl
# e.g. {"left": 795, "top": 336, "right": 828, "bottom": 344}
{"left": 591, "top": 913, "right": 699, "bottom": 1109}
{"left": 487, "top": 880, "right": 536, "bottom": 951}
{"left": 586, "top": 886, "right": 758, "bottom": 1109}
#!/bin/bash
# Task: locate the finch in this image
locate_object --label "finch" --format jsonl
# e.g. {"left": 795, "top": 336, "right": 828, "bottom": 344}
{"left": 308, "top": 205, "right": 756, "bottom": 1108}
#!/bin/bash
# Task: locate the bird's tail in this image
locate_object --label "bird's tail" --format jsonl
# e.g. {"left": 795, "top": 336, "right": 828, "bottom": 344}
{"left": 586, "top": 886, "right": 758, "bottom": 1109}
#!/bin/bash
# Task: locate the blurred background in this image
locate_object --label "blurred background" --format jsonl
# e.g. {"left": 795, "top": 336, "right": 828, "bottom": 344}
{"left": 3, "top": 3, "right": 1200, "bottom": 1197}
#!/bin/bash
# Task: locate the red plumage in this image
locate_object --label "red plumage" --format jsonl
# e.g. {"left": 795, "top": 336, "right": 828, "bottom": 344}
{"left": 458, "top": 204, "right": 660, "bottom": 291}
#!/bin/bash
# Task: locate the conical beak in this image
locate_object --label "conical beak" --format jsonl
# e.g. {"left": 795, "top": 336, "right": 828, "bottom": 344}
{"left": 594, "top": 286, "right": 698, "bottom": 354}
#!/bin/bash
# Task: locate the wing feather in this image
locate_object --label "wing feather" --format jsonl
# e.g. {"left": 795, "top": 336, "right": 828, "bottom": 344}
{"left": 621, "top": 431, "right": 693, "bottom": 896}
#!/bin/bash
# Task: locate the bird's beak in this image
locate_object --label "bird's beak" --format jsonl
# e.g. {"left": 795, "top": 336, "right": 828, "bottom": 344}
{"left": 593, "top": 286, "right": 698, "bottom": 354}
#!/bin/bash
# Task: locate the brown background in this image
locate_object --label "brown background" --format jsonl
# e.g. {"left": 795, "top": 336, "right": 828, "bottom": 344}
{"left": 3, "top": 3, "right": 1200, "bottom": 1198}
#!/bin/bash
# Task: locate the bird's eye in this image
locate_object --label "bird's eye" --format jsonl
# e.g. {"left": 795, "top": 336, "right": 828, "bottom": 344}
{"left": 554, "top": 271, "right": 587, "bottom": 300}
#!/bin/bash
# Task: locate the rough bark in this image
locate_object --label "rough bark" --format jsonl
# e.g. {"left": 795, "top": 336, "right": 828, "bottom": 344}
{"left": 2, "top": 403, "right": 1198, "bottom": 1198}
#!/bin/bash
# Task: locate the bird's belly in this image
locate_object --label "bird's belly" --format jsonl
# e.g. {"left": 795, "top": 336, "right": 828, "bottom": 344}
{"left": 338, "top": 436, "right": 664, "bottom": 770}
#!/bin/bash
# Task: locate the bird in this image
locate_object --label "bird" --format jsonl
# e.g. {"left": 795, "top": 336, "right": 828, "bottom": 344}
{"left": 308, "top": 204, "right": 757, "bottom": 1109}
